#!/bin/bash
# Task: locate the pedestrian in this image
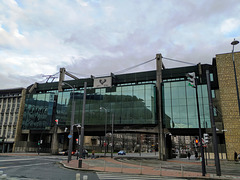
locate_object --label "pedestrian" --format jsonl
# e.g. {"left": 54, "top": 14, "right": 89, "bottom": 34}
{"left": 195, "top": 151, "right": 198, "bottom": 160}
{"left": 82, "top": 149, "right": 86, "bottom": 159}
{"left": 91, "top": 150, "right": 95, "bottom": 159}
{"left": 187, "top": 152, "right": 191, "bottom": 160}
{"left": 234, "top": 152, "right": 238, "bottom": 161}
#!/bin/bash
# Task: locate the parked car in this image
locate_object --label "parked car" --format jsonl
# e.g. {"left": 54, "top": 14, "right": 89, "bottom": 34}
{"left": 118, "top": 150, "right": 126, "bottom": 155}
{"left": 58, "top": 149, "right": 75, "bottom": 156}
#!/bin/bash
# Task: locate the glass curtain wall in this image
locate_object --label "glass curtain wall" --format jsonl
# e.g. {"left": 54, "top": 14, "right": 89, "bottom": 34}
{"left": 163, "top": 80, "right": 210, "bottom": 128}
{"left": 55, "top": 83, "right": 156, "bottom": 126}
{"left": 22, "top": 93, "right": 55, "bottom": 130}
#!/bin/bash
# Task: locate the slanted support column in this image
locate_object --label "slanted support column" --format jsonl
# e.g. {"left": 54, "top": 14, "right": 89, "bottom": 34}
{"left": 51, "top": 126, "right": 59, "bottom": 155}
{"left": 156, "top": 54, "right": 166, "bottom": 161}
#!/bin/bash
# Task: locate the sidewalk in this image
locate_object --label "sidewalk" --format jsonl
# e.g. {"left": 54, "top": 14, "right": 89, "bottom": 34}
{"left": 60, "top": 157, "right": 240, "bottom": 179}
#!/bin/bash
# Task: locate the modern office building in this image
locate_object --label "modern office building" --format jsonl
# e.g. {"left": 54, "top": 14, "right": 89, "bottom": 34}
{"left": 3, "top": 52, "right": 239, "bottom": 161}
{"left": 0, "top": 88, "right": 25, "bottom": 153}
{"left": 12, "top": 55, "right": 222, "bottom": 157}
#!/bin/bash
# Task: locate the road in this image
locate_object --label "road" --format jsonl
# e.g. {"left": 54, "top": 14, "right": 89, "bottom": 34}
{"left": 0, "top": 155, "right": 98, "bottom": 180}
{"left": 1, "top": 153, "right": 239, "bottom": 179}
{"left": 0, "top": 154, "right": 189, "bottom": 180}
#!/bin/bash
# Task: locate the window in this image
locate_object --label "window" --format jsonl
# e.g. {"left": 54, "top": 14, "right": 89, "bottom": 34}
{"left": 210, "top": 73, "right": 214, "bottom": 82}
{"left": 213, "top": 107, "right": 218, "bottom": 116}
{"left": 211, "top": 90, "right": 215, "bottom": 98}
{"left": 163, "top": 80, "right": 211, "bottom": 128}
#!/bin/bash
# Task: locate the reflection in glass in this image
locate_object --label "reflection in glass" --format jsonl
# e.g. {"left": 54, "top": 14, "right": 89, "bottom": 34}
{"left": 163, "top": 81, "right": 210, "bottom": 128}
{"left": 22, "top": 84, "right": 157, "bottom": 130}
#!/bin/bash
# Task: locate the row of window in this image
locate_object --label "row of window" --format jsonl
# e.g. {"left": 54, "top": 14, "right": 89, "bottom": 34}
{"left": 21, "top": 80, "right": 216, "bottom": 130}
{"left": 163, "top": 80, "right": 211, "bottom": 128}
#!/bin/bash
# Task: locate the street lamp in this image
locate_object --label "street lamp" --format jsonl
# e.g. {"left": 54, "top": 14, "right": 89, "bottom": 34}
{"left": 100, "top": 107, "right": 107, "bottom": 156}
{"left": 231, "top": 39, "right": 240, "bottom": 116}
{"left": 62, "top": 82, "right": 75, "bottom": 163}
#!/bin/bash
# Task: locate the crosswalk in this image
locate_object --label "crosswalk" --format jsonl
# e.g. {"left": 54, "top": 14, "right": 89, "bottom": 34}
{"left": 96, "top": 172, "right": 186, "bottom": 180}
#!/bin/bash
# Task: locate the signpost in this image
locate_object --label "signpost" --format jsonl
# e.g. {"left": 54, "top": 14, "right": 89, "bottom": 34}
{"left": 68, "top": 134, "right": 72, "bottom": 139}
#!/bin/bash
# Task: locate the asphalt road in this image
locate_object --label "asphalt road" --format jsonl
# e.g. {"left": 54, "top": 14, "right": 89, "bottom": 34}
{"left": 0, "top": 155, "right": 98, "bottom": 180}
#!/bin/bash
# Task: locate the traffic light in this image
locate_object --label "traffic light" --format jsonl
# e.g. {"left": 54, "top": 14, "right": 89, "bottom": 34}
{"left": 194, "top": 137, "right": 199, "bottom": 146}
{"left": 55, "top": 119, "right": 58, "bottom": 125}
{"left": 186, "top": 72, "right": 196, "bottom": 88}
{"left": 203, "top": 133, "right": 210, "bottom": 144}
{"left": 76, "top": 138, "right": 79, "bottom": 144}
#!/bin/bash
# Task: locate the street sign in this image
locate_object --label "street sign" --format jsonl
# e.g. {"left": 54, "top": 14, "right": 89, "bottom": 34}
{"left": 68, "top": 134, "right": 72, "bottom": 139}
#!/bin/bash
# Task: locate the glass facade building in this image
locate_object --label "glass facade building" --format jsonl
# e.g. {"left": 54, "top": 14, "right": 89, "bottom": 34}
{"left": 22, "top": 79, "right": 211, "bottom": 130}
{"left": 22, "top": 83, "right": 156, "bottom": 130}
{"left": 22, "top": 93, "right": 55, "bottom": 130}
{"left": 163, "top": 80, "right": 210, "bottom": 129}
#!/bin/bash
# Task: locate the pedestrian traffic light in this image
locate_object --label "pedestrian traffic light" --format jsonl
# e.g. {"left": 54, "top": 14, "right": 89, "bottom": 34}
{"left": 55, "top": 119, "right": 58, "bottom": 125}
{"left": 203, "top": 133, "right": 210, "bottom": 144}
{"left": 186, "top": 72, "right": 196, "bottom": 88}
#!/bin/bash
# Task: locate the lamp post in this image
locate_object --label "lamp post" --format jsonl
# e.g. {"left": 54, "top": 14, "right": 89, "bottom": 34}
{"left": 78, "top": 82, "right": 87, "bottom": 168}
{"left": 231, "top": 39, "right": 240, "bottom": 116}
{"left": 111, "top": 113, "right": 114, "bottom": 158}
{"left": 62, "top": 82, "right": 75, "bottom": 163}
{"left": 100, "top": 107, "right": 107, "bottom": 156}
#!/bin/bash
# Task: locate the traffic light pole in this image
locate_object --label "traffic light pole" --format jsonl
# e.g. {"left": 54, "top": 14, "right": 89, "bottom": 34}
{"left": 195, "top": 79, "right": 206, "bottom": 176}
{"left": 206, "top": 70, "right": 221, "bottom": 176}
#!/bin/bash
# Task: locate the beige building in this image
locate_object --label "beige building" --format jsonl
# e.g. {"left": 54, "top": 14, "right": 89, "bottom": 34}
{"left": 215, "top": 51, "right": 240, "bottom": 160}
{"left": 0, "top": 88, "right": 24, "bottom": 153}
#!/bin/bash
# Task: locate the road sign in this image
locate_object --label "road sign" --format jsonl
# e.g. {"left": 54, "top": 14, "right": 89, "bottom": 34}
{"left": 68, "top": 134, "right": 72, "bottom": 139}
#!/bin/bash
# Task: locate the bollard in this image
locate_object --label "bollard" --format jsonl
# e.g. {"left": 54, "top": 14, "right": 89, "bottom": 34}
{"left": 78, "top": 159, "right": 82, "bottom": 168}
{"left": 76, "top": 173, "right": 80, "bottom": 180}
{"left": 0, "top": 174, "right": 7, "bottom": 179}
{"left": 83, "top": 175, "right": 88, "bottom": 180}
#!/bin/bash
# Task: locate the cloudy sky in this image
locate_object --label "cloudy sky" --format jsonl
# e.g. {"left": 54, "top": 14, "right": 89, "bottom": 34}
{"left": 1, "top": 0, "right": 240, "bottom": 89}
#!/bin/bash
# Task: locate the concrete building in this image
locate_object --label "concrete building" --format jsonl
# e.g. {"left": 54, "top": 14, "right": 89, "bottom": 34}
{"left": 0, "top": 88, "right": 25, "bottom": 153}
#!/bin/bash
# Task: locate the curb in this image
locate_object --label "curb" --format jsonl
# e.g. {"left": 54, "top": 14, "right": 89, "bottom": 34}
{"left": 59, "top": 161, "right": 98, "bottom": 172}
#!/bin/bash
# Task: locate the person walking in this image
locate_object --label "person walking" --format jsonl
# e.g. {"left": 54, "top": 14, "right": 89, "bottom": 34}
{"left": 91, "top": 150, "right": 95, "bottom": 159}
{"left": 187, "top": 152, "right": 191, "bottom": 160}
{"left": 195, "top": 151, "right": 198, "bottom": 160}
{"left": 234, "top": 152, "right": 238, "bottom": 161}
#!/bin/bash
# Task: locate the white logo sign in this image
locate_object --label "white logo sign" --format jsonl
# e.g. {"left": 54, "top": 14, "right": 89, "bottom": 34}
{"left": 93, "top": 77, "right": 112, "bottom": 88}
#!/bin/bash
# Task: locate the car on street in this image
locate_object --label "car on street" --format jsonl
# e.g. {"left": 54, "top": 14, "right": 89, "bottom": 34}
{"left": 58, "top": 149, "right": 75, "bottom": 156}
{"left": 118, "top": 150, "right": 126, "bottom": 155}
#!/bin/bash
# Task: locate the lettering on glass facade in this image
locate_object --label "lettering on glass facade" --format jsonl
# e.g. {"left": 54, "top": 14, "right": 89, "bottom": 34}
{"left": 22, "top": 94, "right": 54, "bottom": 130}
{"left": 93, "top": 77, "right": 112, "bottom": 88}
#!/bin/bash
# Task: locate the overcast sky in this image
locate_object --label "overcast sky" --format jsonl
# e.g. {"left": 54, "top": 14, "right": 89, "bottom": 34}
{"left": 1, "top": 0, "right": 240, "bottom": 89}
